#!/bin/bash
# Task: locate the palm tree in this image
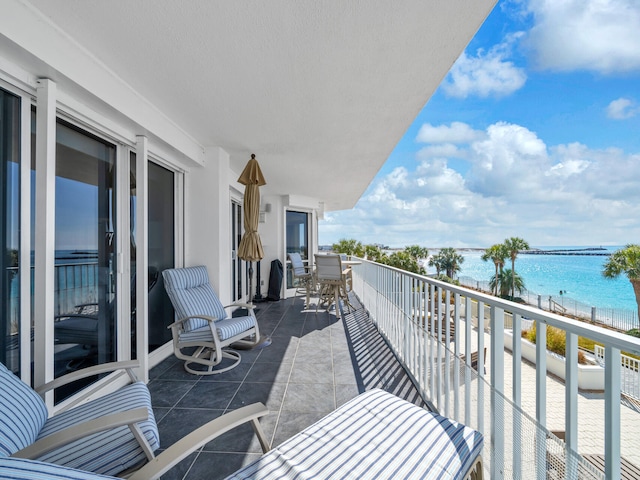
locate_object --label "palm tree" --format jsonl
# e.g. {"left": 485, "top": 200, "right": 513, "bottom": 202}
{"left": 602, "top": 244, "right": 640, "bottom": 322}
{"left": 404, "top": 245, "right": 429, "bottom": 263}
{"left": 490, "top": 268, "right": 525, "bottom": 298}
{"left": 429, "top": 252, "right": 444, "bottom": 276}
{"left": 438, "top": 247, "right": 464, "bottom": 279}
{"left": 364, "top": 244, "right": 387, "bottom": 263}
{"left": 387, "top": 250, "right": 425, "bottom": 275}
{"left": 503, "top": 237, "right": 529, "bottom": 299}
{"left": 332, "top": 238, "right": 364, "bottom": 257}
{"left": 481, "top": 244, "right": 508, "bottom": 296}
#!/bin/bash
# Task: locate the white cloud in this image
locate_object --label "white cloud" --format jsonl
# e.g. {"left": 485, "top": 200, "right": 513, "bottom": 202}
{"left": 319, "top": 121, "right": 640, "bottom": 248}
{"left": 606, "top": 97, "right": 639, "bottom": 119}
{"left": 442, "top": 33, "right": 527, "bottom": 98}
{"left": 416, "top": 144, "right": 464, "bottom": 161}
{"left": 466, "top": 122, "right": 548, "bottom": 196}
{"left": 525, "top": 0, "right": 640, "bottom": 74}
{"left": 416, "top": 122, "right": 486, "bottom": 144}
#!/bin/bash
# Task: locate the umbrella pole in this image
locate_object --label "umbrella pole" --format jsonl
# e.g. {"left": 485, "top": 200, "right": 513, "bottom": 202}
{"left": 248, "top": 262, "right": 254, "bottom": 306}
{"left": 254, "top": 261, "right": 264, "bottom": 302}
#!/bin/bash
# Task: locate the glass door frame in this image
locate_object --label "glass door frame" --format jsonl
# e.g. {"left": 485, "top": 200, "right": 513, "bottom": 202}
{"left": 284, "top": 208, "right": 315, "bottom": 298}
{"left": 230, "top": 195, "right": 245, "bottom": 303}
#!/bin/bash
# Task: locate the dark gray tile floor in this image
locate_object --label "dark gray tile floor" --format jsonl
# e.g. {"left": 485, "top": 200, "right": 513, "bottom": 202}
{"left": 150, "top": 293, "right": 426, "bottom": 480}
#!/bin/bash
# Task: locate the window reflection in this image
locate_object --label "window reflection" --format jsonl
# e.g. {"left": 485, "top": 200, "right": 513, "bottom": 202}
{"left": 0, "top": 88, "right": 21, "bottom": 373}
{"left": 53, "top": 121, "right": 116, "bottom": 398}
{"left": 286, "top": 210, "right": 309, "bottom": 289}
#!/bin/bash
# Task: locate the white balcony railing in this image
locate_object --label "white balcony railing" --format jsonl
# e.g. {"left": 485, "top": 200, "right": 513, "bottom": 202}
{"left": 349, "top": 258, "right": 640, "bottom": 480}
{"left": 594, "top": 344, "right": 640, "bottom": 401}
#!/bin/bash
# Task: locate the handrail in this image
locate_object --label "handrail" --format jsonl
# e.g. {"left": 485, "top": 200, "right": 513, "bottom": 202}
{"left": 349, "top": 257, "right": 640, "bottom": 479}
{"left": 595, "top": 344, "right": 640, "bottom": 400}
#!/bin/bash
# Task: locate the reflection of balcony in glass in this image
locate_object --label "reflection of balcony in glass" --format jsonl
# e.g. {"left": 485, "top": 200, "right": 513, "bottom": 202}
{"left": 54, "top": 260, "right": 99, "bottom": 315}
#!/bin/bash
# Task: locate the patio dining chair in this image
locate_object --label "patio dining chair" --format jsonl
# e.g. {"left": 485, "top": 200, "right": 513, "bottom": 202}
{"left": 314, "top": 253, "right": 352, "bottom": 318}
{"left": 288, "top": 252, "right": 314, "bottom": 307}
{"left": 162, "top": 265, "right": 261, "bottom": 375}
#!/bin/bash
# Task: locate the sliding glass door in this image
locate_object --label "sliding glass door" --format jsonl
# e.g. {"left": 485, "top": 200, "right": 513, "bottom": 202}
{"left": 147, "top": 162, "right": 174, "bottom": 351}
{"left": 231, "top": 199, "right": 245, "bottom": 302}
{"left": 53, "top": 120, "right": 117, "bottom": 379}
{"left": 285, "top": 210, "right": 310, "bottom": 290}
{"left": 0, "top": 88, "right": 21, "bottom": 372}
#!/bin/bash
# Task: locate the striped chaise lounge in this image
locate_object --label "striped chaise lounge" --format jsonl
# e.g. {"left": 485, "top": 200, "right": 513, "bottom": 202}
{"left": 224, "top": 388, "right": 484, "bottom": 480}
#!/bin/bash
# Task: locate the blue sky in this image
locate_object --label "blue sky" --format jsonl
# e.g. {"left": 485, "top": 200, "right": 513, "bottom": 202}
{"left": 319, "top": 0, "right": 640, "bottom": 248}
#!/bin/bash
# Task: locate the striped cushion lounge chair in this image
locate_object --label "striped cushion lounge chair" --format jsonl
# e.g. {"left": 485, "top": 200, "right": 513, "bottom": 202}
{"left": 163, "top": 266, "right": 262, "bottom": 375}
{"left": 0, "top": 361, "right": 271, "bottom": 479}
{"left": 0, "top": 361, "right": 159, "bottom": 477}
{"left": 0, "top": 457, "right": 119, "bottom": 479}
{"left": 226, "top": 388, "right": 484, "bottom": 480}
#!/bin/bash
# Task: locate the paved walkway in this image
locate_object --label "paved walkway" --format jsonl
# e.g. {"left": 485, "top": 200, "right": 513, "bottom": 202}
{"left": 476, "top": 329, "right": 640, "bottom": 470}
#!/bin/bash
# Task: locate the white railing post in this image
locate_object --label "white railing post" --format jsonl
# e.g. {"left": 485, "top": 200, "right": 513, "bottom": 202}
{"left": 453, "top": 292, "right": 460, "bottom": 421}
{"left": 444, "top": 289, "right": 451, "bottom": 418}
{"left": 512, "top": 313, "right": 522, "bottom": 477}
{"left": 535, "top": 320, "right": 547, "bottom": 480}
{"left": 430, "top": 283, "right": 436, "bottom": 405}
{"left": 565, "top": 332, "right": 578, "bottom": 477}
{"left": 490, "top": 306, "right": 505, "bottom": 479}
{"left": 464, "top": 296, "right": 472, "bottom": 426}
{"left": 605, "top": 346, "right": 621, "bottom": 480}
{"left": 477, "top": 301, "right": 485, "bottom": 436}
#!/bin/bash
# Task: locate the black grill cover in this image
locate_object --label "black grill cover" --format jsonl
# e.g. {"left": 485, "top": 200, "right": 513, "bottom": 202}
{"left": 267, "top": 259, "right": 283, "bottom": 301}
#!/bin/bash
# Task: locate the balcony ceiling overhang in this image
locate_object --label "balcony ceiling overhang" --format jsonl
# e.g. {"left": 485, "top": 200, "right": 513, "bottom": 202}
{"left": 4, "top": 0, "right": 496, "bottom": 211}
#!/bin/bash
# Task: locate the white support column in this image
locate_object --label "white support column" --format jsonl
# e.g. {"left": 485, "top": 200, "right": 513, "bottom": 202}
{"left": 34, "top": 79, "right": 56, "bottom": 398}
{"left": 19, "top": 91, "right": 31, "bottom": 382}
{"left": 116, "top": 145, "right": 130, "bottom": 361}
{"left": 135, "top": 136, "right": 149, "bottom": 382}
{"left": 604, "top": 346, "right": 621, "bottom": 480}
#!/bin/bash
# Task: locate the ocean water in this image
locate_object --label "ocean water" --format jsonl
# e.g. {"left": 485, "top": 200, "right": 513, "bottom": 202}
{"left": 446, "top": 246, "right": 637, "bottom": 313}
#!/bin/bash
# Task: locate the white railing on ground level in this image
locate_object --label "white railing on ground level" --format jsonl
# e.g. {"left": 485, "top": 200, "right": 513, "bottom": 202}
{"left": 458, "top": 276, "right": 639, "bottom": 332}
{"left": 349, "top": 258, "right": 640, "bottom": 480}
{"left": 594, "top": 344, "right": 640, "bottom": 401}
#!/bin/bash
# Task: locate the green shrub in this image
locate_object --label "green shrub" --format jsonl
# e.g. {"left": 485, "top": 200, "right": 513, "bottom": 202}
{"left": 520, "top": 324, "right": 589, "bottom": 364}
{"left": 546, "top": 327, "right": 566, "bottom": 357}
{"left": 626, "top": 328, "right": 640, "bottom": 338}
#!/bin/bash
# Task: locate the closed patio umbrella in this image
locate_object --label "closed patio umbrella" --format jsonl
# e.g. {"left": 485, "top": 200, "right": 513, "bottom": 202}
{"left": 237, "top": 154, "right": 266, "bottom": 302}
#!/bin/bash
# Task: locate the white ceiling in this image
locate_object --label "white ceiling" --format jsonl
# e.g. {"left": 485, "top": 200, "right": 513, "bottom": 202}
{"left": 9, "top": 0, "right": 496, "bottom": 211}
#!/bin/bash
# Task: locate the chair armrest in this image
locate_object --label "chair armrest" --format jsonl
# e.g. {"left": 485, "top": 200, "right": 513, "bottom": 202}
{"left": 167, "top": 315, "right": 219, "bottom": 329}
{"left": 127, "top": 403, "right": 270, "bottom": 480}
{"left": 36, "top": 360, "right": 140, "bottom": 394}
{"left": 12, "top": 408, "right": 149, "bottom": 460}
